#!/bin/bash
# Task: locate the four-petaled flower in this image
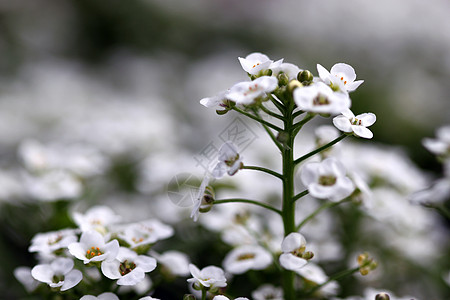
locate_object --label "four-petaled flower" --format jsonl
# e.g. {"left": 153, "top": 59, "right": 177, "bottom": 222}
{"left": 293, "top": 82, "right": 350, "bottom": 114}
{"left": 226, "top": 76, "right": 278, "bottom": 105}
{"left": 212, "top": 141, "right": 243, "bottom": 178}
{"left": 317, "top": 63, "right": 364, "bottom": 93}
{"left": 301, "top": 158, "right": 355, "bottom": 202}
{"left": 238, "top": 52, "right": 282, "bottom": 75}
{"left": 222, "top": 244, "right": 273, "bottom": 274}
{"left": 187, "top": 264, "right": 227, "bottom": 292}
{"left": 101, "top": 247, "right": 157, "bottom": 286}
{"left": 279, "top": 232, "right": 311, "bottom": 271}
{"left": 68, "top": 230, "right": 120, "bottom": 264}
{"left": 333, "top": 109, "right": 376, "bottom": 139}
{"left": 31, "top": 257, "right": 82, "bottom": 291}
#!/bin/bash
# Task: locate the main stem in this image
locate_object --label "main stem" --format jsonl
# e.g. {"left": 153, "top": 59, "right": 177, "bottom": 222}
{"left": 282, "top": 99, "right": 296, "bottom": 300}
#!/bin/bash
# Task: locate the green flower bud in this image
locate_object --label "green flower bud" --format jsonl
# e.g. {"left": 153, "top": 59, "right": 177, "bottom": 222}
{"left": 302, "top": 251, "right": 314, "bottom": 260}
{"left": 375, "top": 293, "right": 390, "bottom": 300}
{"left": 287, "top": 80, "right": 303, "bottom": 93}
{"left": 216, "top": 109, "right": 229, "bottom": 115}
{"left": 277, "top": 131, "right": 290, "bottom": 144}
{"left": 298, "top": 70, "right": 314, "bottom": 84}
{"left": 277, "top": 73, "right": 289, "bottom": 86}
{"left": 183, "top": 294, "right": 196, "bottom": 300}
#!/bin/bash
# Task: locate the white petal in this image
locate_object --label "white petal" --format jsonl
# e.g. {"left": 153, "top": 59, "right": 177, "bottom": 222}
{"left": 117, "top": 268, "right": 145, "bottom": 286}
{"left": 330, "top": 63, "right": 356, "bottom": 82}
{"left": 80, "top": 231, "right": 105, "bottom": 248}
{"left": 317, "top": 64, "right": 331, "bottom": 82}
{"left": 212, "top": 162, "right": 227, "bottom": 179}
{"left": 300, "top": 163, "right": 320, "bottom": 186}
{"left": 31, "top": 265, "right": 53, "bottom": 284}
{"left": 60, "top": 269, "right": 83, "bottom": 291}
{"left": 329, "top": 177, "right": 355, "bottom": 202}
{"left": 332, "top": 116, "right": 352, "bottom": 132}
{"left": 352, "top": 126, "right": 373, "bottom": 139}
{"left": 101, "top": 260, "right": 122, "bottom": 280}
{"left": 281, "top": 232, "right": 306, "bottom": 253}
{"left": 51, "top": 257, "right": 74, "bottom": 275}
{"left": 218, "top": 141, "right": 238, "bottom": 161}
{"left": 136, "top": 256, "right": 157, "bottom": 273}
{"left": 279, "top": 253, "right": 307, "bottom": 271}
{"left": 357, "top": 113, "right": 376, "bottom": 127}
{"left": 346, "top": 80, "right": 364, "bottom": 92}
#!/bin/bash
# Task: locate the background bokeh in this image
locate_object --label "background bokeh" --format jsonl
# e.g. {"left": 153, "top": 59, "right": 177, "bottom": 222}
{"left": 0, "top": 0, "right": 449, "bottom": 299}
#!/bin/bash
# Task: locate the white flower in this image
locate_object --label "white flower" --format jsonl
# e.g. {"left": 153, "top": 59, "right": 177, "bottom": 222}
{"left": 23, "top": 169, "right": 82, "bottom": 201}
{"left": 333, "top": 109, "right": 376, "bottom": 139}
{"left": 139, "top": 297, "right": 160, "bottom": 300}
{"left": 293, "top": 82, "right": 351, "bottom": 114}
{"left": 317, "top": 63, "right": 364, "bottom": 93}
{"left": 422, "top": 125, "right": 450, "bottom": 157}
{"left": 80, "top": 293, "right": 120, "bottom": 300}
{"left": 223, "top": 244, "right": 272, "bottom": 274}
{"left": 295, "top": 263, "right": 339, "bottom": 296}
{"left": 271, "top": 62, "right": 301, "bottom": 80}
{"left": 151, "top": 250, "right": 190, "bottom": 276}
{"left": 252, "top": 284, "right": 283, "bottom": 300}
{"left": 28, "top": 228, "right": 78, "bottom": 256}
{"left": 226, "top": 76, "right": 278, "bottom": 105}
{"left": 301, "top": 158, "right": 355, "bottom": 202}
{"left": 213, "top": 296, "right": 249, "bottom": 300}
{"left": 238, "top": 52, "right": 282, "bottom": 75}
{"left": 212, "top": 141, "right": 243, "bottom": 178}
{"left": 200, "top": 90, "right": 228, "bottom": 108}
{"left": 68, "top": 230, "right": 119, "bottom": 264}
{"left": 190, "top": 173, "right": 211, "bottom": 222}
{"left": 279, "top": 232, "right": 309, "bottom": 271}
{"left": 116, "top": 219, "right": 174, "bottom": 248}
{"left": 409, "top": 178, "right": 450, "bottom": 206}
{"left": 31, "top": 257, "right": 82, "bottom": 291}
{"left": 14, "top": 267, "right": 40, "bottom": 293}
{"left": 187, "top": 264, "right": 227, "bottom": 291}
{"left": 101, "top": 247, "right": 157, "bottom": 286}
{"left": 73, "top": 205, "right": 121, "bottom": 234}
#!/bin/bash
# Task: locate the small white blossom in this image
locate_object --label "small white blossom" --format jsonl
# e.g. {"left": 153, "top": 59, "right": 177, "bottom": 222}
{"left": 73, "top": 205, "right": 121, "bottom": 234}
{"left": 226, "top": 76, "right": 278, "bottom": 105}
{"left": 271, "top": 62, "right": 301, "bottom": 80}
{"left": 223, "top": 244, "right": 273, "bottom": 274}
{"left": 68, "top": 230, "right": 119, "bottom": 264}
{"left": 238, "top": 52, "right": 282, "bottom": 75}
{"left": 190, "top": 173, "right": 211, "bottom": 222}
{"left": 116, "top": 219, "right": 174, "bottom": 248}
{"left": 279, "top": 232, "right": 309, "bottom": 271}
{"left": 213, "top": 296, "right": 249, "bottom": 300}
{"left": 187, "top": 264, "right": 227, "bottom": 291}
{"left": 29, "top": 228, "right": 78, "bottom": 257}
{"left": 252, "top": 284, "right": 283, "bottom": 300}
{"left": 317, "top": 63, "right": 364, "bottom": 93}
{"left": 200, "top": 90, "right": 228, "bottom": 108}
{"left": 14, "top": 267, "right": 40, "bottom": 293}
{"left": 422, "top": 125, "right": 450, "bottom": 157}
{"left": 31, "top": 257, "right": 82, "bottom": 291}
{"left": 296, "top": 263, "right": 339, "bottom": 297}
{"left": 333, "top": 109, "right": 376, "bottom": 139}
{"left": 24, "top": 170, "right": 82, "bottom": 201}
{"left": 80, "top": 293, "right": 120, "bottom": 300}
{"left": 212, "top": 141, "right": 243, "bottom": 178}
{"left": 101, "top": 247, "right": 157, "bottom": 286}
{"left": 151, "top": 250, "right": 190, "bottom": 276}
{"left": 293, "top": 82, "right": 351, "bottom": 114}
{"left": 301, "top": 158, "right": 355, "bottom": 202}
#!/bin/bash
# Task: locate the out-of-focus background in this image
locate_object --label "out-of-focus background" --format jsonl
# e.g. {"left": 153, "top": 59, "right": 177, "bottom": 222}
{"left": 0, "top": 0, "right": 449, "bottom": 299}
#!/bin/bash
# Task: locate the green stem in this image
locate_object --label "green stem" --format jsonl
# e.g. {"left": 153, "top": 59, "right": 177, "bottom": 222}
{"left": 292, "top": 190, "right": 309, "bottom": 202}
{"left": 269, "top": 94, "right": 286, "bottom": 114}
{"left": 260, "top": 103, "right": 284, "bottom": 120}
{"left": 296, "top": 199, "right": 349, "bottom": 231}
{"left": 294, "top": 134, "right": 347, "bottom": 166}
{"left": 281, "top": 95, "right": 296, "bottom": 300}
{"left": 201, "top": 287, "right": 207, "bottom": 300}
{"left": 232, "top": 106, "right": 283, "bottom": 132}
{"left": 292, "top": 109, "right": 305, "bottom": 119}
{"left": 242, "top": 165, "right": 283, "bottom": 180}
{"left": 253, "top": 109, "right": 284, "bottom": 151}
{"left": 214, "top": 199, "right": 281, "bottom": 215}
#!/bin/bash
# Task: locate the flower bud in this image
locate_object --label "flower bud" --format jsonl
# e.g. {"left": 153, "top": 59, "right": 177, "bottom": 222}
{"left": 287, "top": 80, "right": 303, "bottom": 93}
{"left": 375, "top": 293, "right": 390, "bottom": 300}
{"left": 277, "top": 73, "right": 289, "bottom": 86}
{"left": 216, "top": 109, "right": 229, "bottom": 115}
{"left": 298, "top": 70, "right": 314, "bottom": 84}
{"left": 302, "top": 251, "right": 314, "bottom": 260}
{"left": 277, "top": 131, "right": 289, "bottom": 144}
{"left": 183, "top": 295, "right": 196, "bottom": 300}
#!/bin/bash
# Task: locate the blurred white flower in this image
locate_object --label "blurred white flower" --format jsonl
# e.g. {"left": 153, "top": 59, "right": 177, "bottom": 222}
{"left": 409, "top": 177, "right": 450, "bottom": 206}
{"left": 300, "top": 157, "right": 355, "bottom": 202}
{"left": 200, "top": 90, "right": 228, "bottom": 108}
{"left": 14, "top": 266, "right": 40, "bottom": 293}
{"left": 317, "top": 63, "right": 364, "bottom": 93}
{"left": 151, "top": 250, "right": 190, "bottom": 276}
{"left": 238, "top": 52, "right": 282, "bottom": 75}
{"left": 422, "top": 124, "right": 450, "bottom": 157}
{"left": 213, "top": 296, "right": 249, "bottom": 300}
{"left": 139, "top": 297, "right": 160, "bottom": 300}
{"left": 187, "top": 264, "right": 227, "bottom": 291}
{"left": 293, "top": 82, "right": 351, "bottom": 114}
{"left": 212, "top": 141, "right": 243, "bottom": 178}
{"left": 333, "top": 109, "right": 376, "bottom": 139}
{"left": 296, "top": 263, "right": 339, "bottom": 297}
{"left": 101, "top": 247, "right": 157, "bottom": 286}
{"left": 279, "top": 232, "right": 309, "bottom": 271}
{"left": 68, "top": 230, "right": 119, "bottom": 264}
{"left": 222, "top": 244, "right": 272, "bottom": 274}
{"left": 226, "top": 76, "right": 278, "bottom": 105}
{"left": 24, "top": 169, "right": 82, "bottom": 201}
{"left": 80, "top": 293, "right": 120, "bottom": 300}
{"left": 73, "top": 205, "right": 122, "bottom": 234}
{"left": 29, "top": 228, "right": 78, "bottom": 257}
{"left": 271, "top": 62, "right": 301, "bottom": 80}
{"left": 252, "top": 283, "right": 283, "bottom": 300}
{"left": 116, "top": 219, "right": 174, "bottom": 248}
{"left": 190, "top": 174, "right": 212, "bottom": 222}
{"left": 31, "top": 257, "right": 82, "bottom": 291}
